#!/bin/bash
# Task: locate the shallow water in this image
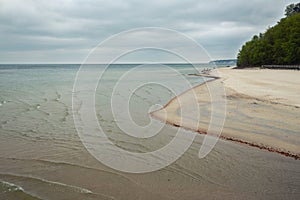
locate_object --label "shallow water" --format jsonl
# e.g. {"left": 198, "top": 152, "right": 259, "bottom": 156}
{"left": 0, "top": 64, "right": 299, "bottom": 199}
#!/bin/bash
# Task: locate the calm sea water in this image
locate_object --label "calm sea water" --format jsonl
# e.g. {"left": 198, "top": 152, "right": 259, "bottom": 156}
{"left": 0, "top": 64, "right": 299, "bottom": 199}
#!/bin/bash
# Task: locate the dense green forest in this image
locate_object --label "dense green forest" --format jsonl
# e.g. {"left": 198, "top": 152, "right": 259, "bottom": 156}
{"left": 237, "top": 3, "right": 300, "bottom": 68}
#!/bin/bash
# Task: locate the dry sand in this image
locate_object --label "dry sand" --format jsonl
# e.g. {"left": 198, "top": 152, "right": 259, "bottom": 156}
{"left": 218, "top": 67, "right": 300, "bottom": 107}
{"left": 151, "top": 67, "right": 300, "bottom": 158}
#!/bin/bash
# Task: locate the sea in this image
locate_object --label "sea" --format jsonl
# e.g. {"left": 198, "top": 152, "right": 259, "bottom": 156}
{"left": 0, "top": 64, "right": 299, "bottom": 200}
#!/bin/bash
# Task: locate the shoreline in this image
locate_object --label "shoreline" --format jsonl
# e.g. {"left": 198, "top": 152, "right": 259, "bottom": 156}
{"left": 151, "top": 67, "right": 300, "bottom": 159}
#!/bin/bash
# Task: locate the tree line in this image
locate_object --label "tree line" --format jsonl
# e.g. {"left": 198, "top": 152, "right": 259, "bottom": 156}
{"left": 237, "top": 3, "right": 300, "bottom": 68}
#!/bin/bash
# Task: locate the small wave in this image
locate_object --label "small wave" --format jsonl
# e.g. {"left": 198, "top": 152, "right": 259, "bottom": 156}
{"left": 0, "top": 100, "right": 7, "bottom": 107}
{"left": 55, "top": 91, "right": 61, "bottom": 101}
{"left": 0, "top": 180, "right": 24, "bottom": 192}
{"left": 0, "top": 173, "right": 92, "bottom": 194}
{"left": 0, "top": 180, "right": 41, "bottom": 200}
{"left": 0, "top": 156, "right": 139, "bottom": 187}
{"left": 0, "top": 172, "right": 118, "bottom": 200}
{"left": 44, "top": 179, "right": 93, "bottom": 194}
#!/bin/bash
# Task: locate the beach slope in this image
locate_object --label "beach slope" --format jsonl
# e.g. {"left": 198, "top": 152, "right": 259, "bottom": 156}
{"left": 151, "top": 67, "right": 300, "bottom": 158}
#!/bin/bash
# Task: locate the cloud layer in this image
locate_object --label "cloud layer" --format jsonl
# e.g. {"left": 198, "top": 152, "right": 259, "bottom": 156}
{"left": 0, "top": 0, "right": 296, "bottom": 63}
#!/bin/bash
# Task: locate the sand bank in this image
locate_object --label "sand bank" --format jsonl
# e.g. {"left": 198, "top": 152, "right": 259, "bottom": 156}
{"left": 151, "top": 67, "right": 300, "bottom": 159}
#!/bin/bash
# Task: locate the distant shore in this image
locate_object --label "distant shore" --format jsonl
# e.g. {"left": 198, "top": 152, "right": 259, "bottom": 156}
{"left": 151, "top": 67, "right": 300, "bottom": 159}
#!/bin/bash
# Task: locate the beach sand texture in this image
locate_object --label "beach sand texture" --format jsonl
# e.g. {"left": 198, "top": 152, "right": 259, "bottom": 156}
{"left": 152, "top": 67, "right": 300, "bottom": 158}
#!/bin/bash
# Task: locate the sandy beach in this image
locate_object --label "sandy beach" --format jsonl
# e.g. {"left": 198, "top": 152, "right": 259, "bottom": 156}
{"left": 151, "top": 67, "right": 300, "bottom": 159}
{"left": 219, "top": 67, "right": 300, "bottom": 107}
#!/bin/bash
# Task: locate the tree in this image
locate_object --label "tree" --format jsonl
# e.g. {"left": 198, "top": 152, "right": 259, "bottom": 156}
{"left": 237, "top": 4, "right": 300, "bottom": 68}
{"left": 285, "top": 3, "right": 300, "bottom": 17}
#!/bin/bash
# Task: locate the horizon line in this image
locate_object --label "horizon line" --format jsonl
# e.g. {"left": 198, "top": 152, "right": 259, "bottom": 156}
{"left": 0, "top": 60, "right": 236, "bottom": 65}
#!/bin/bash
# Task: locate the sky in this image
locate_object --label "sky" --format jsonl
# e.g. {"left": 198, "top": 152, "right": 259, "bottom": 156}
{"left": 0, "top": 0, "right": 297, "bottom": 63}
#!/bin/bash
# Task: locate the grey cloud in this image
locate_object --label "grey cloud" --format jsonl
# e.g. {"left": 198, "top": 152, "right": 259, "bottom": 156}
{"left": 0, "top": 0, "right": 296, "bottom": 63}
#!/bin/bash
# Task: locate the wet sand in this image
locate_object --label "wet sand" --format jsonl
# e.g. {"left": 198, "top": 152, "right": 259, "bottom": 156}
{"left": 151, "top": 67, "right": 300, "bottom": 159}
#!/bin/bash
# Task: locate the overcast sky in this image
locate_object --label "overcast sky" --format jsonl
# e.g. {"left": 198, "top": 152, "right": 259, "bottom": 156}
{"left": 0, "top": 0, "right": 297, "bottom": 63}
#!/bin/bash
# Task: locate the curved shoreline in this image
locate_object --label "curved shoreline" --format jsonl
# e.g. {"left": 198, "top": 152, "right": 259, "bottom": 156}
{"left": 151, "top": 68, "right": 300, "bottom": 160}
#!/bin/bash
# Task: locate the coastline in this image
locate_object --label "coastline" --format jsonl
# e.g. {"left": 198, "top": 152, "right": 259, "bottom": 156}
{"left": 151, "top": 67, "right": 300, "bottom": 159}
